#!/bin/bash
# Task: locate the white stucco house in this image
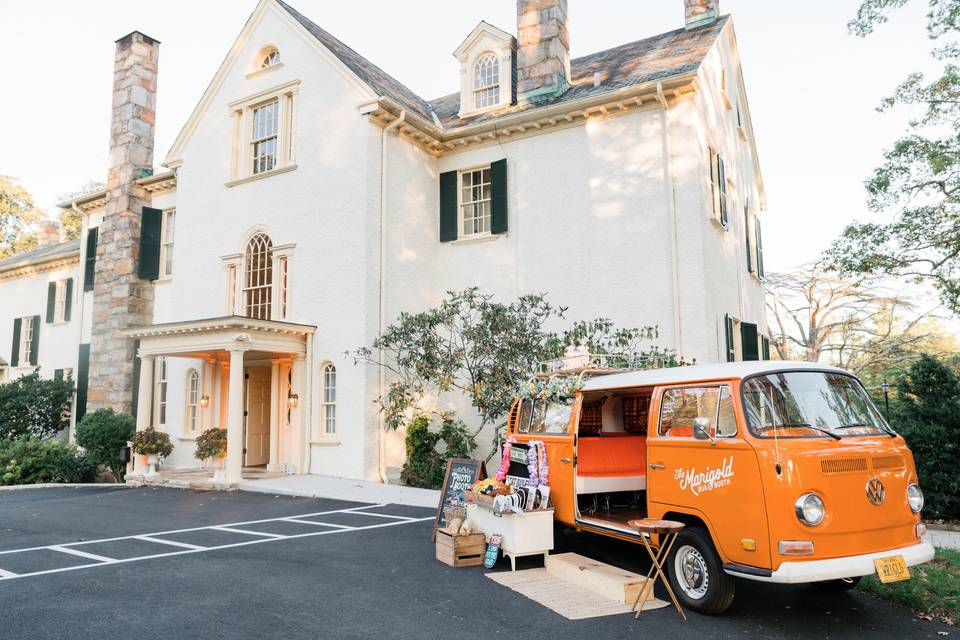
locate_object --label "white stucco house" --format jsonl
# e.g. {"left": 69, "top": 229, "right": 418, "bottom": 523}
{"left": 0, "top": 0, "right": 769, "bottom": 484}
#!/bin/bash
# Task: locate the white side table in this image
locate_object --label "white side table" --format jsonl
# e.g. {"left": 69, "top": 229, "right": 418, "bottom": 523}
{"left": 466, "top": 506, "right": 554, "bottom": 570}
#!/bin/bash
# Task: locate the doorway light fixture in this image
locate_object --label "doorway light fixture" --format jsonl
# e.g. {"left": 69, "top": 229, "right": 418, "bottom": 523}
{"left": 287, "top": 393, "right": 300, "bottom": 409}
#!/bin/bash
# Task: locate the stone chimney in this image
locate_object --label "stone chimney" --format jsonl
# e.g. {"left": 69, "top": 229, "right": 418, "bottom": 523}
{"left": 36, "top": 221, "right": 61, "bottom": 247}
{"left": 88, "top": 31, "right": 159, "bottom": 415}
{"left": 685, "top": 0, "right": 720, "bottom": 30}
{"left": 516, "top": 0, "right": 570, "bottom": 104}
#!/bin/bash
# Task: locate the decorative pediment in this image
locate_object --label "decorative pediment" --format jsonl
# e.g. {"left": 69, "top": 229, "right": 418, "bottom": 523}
{"left": 453, "top": 21, "right": 515, "bottom": 62}
{"left": 454, "top": 22, "right": 517, "bottom": 119}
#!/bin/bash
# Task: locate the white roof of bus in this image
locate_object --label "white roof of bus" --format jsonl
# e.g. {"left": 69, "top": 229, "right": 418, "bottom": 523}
{"left": 581, "top": 360, "right": 848, "bottom": 391}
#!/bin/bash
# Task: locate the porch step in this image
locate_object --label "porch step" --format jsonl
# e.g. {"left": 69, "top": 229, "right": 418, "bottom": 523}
{"left": 545, "top": 552, "right": 652, "bottom": 605}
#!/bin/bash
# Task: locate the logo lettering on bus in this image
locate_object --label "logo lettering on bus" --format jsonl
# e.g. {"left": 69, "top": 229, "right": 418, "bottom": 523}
{"left": 674, "top": 457, "right": 734, "bottom": 496}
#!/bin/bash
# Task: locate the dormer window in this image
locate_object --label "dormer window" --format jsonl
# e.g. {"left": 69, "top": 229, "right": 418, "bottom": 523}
{"left": 474, "top": 53, "right": 500, "bottom": 109}
{"left": 261, "top": 48, "right": 279, "bottom": 69}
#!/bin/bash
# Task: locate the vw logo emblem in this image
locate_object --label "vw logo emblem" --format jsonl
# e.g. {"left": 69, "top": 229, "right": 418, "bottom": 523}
{"left": 866, "top": 477, "right": 885, "bottom": 506}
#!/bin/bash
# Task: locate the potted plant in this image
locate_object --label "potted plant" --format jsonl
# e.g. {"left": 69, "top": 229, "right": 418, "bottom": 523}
{"left": 194, "top": 428, "right": 228, "bottom": 482}
{"left": 130, "top": 427, "right": 174, "bottom": 477}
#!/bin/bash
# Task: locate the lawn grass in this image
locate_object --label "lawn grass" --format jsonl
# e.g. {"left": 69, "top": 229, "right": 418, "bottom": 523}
{"left": 859, "top": 547, "right": 959, "bottom": 625}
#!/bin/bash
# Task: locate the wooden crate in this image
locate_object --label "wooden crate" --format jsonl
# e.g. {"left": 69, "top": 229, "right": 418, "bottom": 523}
{"left": 435, "top": 530, "right": 486, "bottom": 567}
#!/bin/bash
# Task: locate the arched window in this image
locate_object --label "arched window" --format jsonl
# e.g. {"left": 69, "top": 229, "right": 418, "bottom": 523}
{"left": 474, "top": 53, "right": 499, "bottom": 109}
{"left": 244, "top": 233, "right": 273, "bottom": 319}
{"left": 185, "top": 369, "right": 200, "bottom": 434}
{"left": 155, "top": 357, "right": 168, "bottom": 426}
{"left": 322, "top": 364, "right": 336, "bottom": 435}
{"left": 260, "top": 48, "right": 279, "bottom": 69}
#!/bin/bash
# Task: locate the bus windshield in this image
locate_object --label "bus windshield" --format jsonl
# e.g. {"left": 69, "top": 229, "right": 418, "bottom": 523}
{"left": 742, "top": 371, "right": 893, "bottom": 438}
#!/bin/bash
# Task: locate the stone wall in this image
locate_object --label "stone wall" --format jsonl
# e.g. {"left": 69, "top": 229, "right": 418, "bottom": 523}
{"left": 88, "top": 31, "right": 159, "bottom": 413}
{"left": 685, "top": 0, "right": 720, "bottom": 29}
{"left": 516, "top": 0, "right": 570, "bottom": 104}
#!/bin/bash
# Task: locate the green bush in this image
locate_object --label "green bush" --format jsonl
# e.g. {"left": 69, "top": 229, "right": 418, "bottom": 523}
{"left": 400, "top": 414, "right": 476, "bottom": 489}
{"left": 0, "top": 371, "right": 75, "bottom": 439}
{"left": 0, "top": 437, "right": 97, "bottom": 485}
{"left": 131, "top": 427, "right": 173, "bottom": 457}
{"left": 76, "top": 409, "right": 136, "bottom": 483}
{"left": 194, "top": 428, "right": 227, "bottom": 461}
{"left": 894, "top": 355, "right": 960, "bottom": 519}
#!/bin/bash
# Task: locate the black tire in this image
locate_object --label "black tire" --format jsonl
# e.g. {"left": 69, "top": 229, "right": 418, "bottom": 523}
{"left": 817, "top": 577, "right": 861, "bottom": 591}
{"left": 665, "top": 526, "right": 736, "bottom": 615}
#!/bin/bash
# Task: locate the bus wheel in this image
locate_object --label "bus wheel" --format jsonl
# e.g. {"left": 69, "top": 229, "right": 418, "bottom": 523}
{"left": 666, "top": 527, "right": 736, "bottom": 615}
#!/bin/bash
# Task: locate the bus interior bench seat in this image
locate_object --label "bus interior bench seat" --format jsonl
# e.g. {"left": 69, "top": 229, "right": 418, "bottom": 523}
{"left": 575, "top": 434, "right": 646, "bottom": 494}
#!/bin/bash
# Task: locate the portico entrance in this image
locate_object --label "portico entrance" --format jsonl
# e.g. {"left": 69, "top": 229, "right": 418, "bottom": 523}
{"left": 124, "top": 316, "right": 316, "bottom": 485}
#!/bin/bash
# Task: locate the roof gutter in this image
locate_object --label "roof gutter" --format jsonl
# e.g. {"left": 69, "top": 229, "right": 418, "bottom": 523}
{"left": 657, "top": 81, "right": 684, "bottom": 358}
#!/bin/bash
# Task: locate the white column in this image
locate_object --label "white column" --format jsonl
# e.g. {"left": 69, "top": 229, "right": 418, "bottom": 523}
{"left": 226, "top": 347, "right": 246, "bottom": 484}
{"left": 268, "top": 359, "right": 281, "bottom": 471}
{"left": 136, "top": 356, "right": 155, "bottom": 432}
{"left": 291, "top": 355, "right": 307, "bottom": 474}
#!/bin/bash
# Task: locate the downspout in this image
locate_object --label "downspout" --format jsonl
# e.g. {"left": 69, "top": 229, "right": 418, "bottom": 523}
{"left": 377, "top": 109, "right": 405, "bottom": 483}
{"left": 70, "top": 202, "right": 87, "bottom": 444}
{"left": 657, "top": 82, "right": 684, "bottom": 357}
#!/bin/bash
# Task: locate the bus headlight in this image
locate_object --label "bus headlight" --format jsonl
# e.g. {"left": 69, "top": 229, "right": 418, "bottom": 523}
{"left": 907, "top": 484, "right": 924, "bottom": 513}
{"left": 795, "top": 493, "right": 825, "bottom": 526}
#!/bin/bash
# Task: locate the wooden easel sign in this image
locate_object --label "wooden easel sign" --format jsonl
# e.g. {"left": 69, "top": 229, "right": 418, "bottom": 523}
{"left": 432, "top": 458, "right": 487, "bottom": 541}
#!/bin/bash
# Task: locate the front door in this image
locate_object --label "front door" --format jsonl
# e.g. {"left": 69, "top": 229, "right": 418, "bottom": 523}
{"left": 646, "top": 383, "right": 771, "bottom": 569}
{"left": 244, "top": 366, "right": 271, "bottom": 466}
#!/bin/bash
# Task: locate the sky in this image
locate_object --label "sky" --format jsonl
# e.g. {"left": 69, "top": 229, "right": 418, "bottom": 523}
{"left": 0, "top": 0, "right": 941, "bottom": 273}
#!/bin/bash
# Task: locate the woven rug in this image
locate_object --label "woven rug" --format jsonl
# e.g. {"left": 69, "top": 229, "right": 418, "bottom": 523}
{"left": 486, "top": 568, "right": 670, "bottom": 620}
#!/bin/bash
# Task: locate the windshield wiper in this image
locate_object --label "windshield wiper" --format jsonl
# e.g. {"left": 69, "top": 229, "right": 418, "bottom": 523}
{"left": 769, "top": 422, "right": 842, "bottom": 440}
{"left": 837, "top": 422, "right": 897, "bottom": 437}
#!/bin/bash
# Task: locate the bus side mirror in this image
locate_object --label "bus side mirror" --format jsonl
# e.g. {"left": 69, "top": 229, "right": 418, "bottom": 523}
{"left": 693, "top": 418, "right": 716, "bottom": 444}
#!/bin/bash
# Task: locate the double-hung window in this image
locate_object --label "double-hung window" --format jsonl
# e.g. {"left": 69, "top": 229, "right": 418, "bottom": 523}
{"left": 19, "top": 316, "right": 35, "bottom": 365}
{"left": 460, "top": 167, "right": 492, "bottom": 237}
{"left": 155, "top": 357, "right": 168, "bottom": 426}
{"left": 322, "top": 364, "right": 336, "bottom": 436}
{"left": 185, "top": 368, "right": 200, "bottom": 434}
{"left": 160, "top": 209, "right": 175, "bottom": 277}
{"left": 54, "top": 280, "right": 67, "bottom": 322}
{"left": 474, "top": 54, "right": 499, "bottom": 110}
{"left": 251, "top": 100, "right": 279, "bottom": 175}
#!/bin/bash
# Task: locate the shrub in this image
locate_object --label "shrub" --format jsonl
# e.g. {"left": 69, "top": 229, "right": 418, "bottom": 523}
{"left": 194, "top": 428, "right": 227, "bottom": 461}
{"left": 76, "top": 409, "right": 136, "bottom": 483}
{"left": 0, "top": 371, "right": 75, "bottom": 439}
{"left": 400, "top": 414, "right": 476, "bottom": 489}
{"left": 131, "top": 427, "right": 173, "bottom": 457}
{"left": 895, "top": 355, "right": 960, "bottom": 519}
{"left": 0, "top": 437, "right": 97, "bottom": 485}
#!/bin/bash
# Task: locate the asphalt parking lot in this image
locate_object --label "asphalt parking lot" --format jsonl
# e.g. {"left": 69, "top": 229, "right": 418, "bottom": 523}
{"left": 0, "top": 487, "right": 952, "bottom": 639}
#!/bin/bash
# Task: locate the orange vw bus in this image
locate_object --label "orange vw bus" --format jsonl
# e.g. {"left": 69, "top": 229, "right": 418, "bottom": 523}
{"left": 507, "top": 361, "right": 934, "bottom": 614}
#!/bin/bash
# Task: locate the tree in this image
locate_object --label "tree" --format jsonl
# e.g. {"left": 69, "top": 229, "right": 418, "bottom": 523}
{"left": 827, "top": 0, "right": 960, "bottom": 313}
{"left": 766, "top": 261, "right": 936, "bottom": 373}
{"left": 57, "top": 181, "right": 104, "bottom": 241}
{"left": 0, "top": 176, "right": 44, "bottom": 259}
{"left": 75, "top": 409, "right": 136, "bottom": 482}
{"left": 0, "top": 371, "right": 75, "bottom": 439}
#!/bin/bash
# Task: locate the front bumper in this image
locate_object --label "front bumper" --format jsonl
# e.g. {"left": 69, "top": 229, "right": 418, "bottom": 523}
{"left": 724, "top": 541, "right": 935, "bottom": 584}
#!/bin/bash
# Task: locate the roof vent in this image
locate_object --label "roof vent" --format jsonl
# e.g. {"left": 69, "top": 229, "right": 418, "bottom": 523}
{"left": 593, "top": 72, "right": 601, "bottom": 88}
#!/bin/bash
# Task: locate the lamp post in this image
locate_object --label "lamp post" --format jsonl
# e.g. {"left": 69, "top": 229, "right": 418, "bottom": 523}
{"left": 881, "top": 381, "right": 890, "bottom": 418}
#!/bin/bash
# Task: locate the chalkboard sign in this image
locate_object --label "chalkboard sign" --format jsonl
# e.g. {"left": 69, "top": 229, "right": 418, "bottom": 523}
{"left": 432, "top": 458, "right": 487, "bottom": 541}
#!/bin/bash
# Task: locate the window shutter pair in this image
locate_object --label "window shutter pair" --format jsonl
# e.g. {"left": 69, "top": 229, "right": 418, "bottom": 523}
{"left": 439, "top": 159, "right": 508, "bottom": 242}
{"left": 740, "top": 322, "right": 759, "bottom": 361}
{"left": 45, "top": 279, "right": 74, "bottom": 323}
{"left": 723, "top": 314, "right": 736, "bottom": 362}
{"left": 83, "top": 227, "right": 98, "bottom": 292}
{"left": 138, "top": 207, "right": 163, "bottom": 280}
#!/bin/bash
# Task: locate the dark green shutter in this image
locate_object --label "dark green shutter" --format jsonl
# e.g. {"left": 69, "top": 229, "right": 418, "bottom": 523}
{"left": 439, "top": 171, "right": 458, "bottom": 242}
{"left": 724, "top": 314, "right": 735, "bottom": 362}
{"left": 54, "top": 369, "right": 64, "bottom": 381}
{"left": 762, "top": 336, "right": 770, "bottom": 360}
{"left": 10, "top": 318, "right": 21, "bottom": 367}
{"left": 755, "top": 217, "right": 764, "bottom": 278}
{"left": 138, "top": 207, "right": 163, "bottom": 280}
{"left": 741, "top": 322, "right": 759, "bottom": 361}
{"left": 719, "top": 156, "right": 728, "bottom": 226}
{"left": 29, "top": 315, "right": 40, "bottom": 366}
{"left": 490, "top": 159, "right": 508, "bottom": 235}
{"left": 76, "top": 343, "right": 91, "bottom": 422}
{"left": 83, "top": 227, "right": 98, "bottom": 292}
{"left": 131, "top": 339, "right": 141, "bottom": 419}
{"left": 64, "top": 278, "right": 73, "bottom": 321}
{"left": 745, "top": 205, "right": 753, "bottom": 273}
{"left": 46, "top": 282, "right": 57, "bottom": 323}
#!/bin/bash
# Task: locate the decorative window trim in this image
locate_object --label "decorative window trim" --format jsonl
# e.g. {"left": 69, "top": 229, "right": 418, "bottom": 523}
{"left": 223, "top": 236, "right": 294, "bottom": 320}
{"left": 18, "top": 316, "right": 35, "bottom": 367}
{"left": 458, "top": 165, "right": 492, "bottom": 238}
{"left": 154, "top": 357, "right": 168, "bottom": 427}
{"left": 185, "top": 368, "right": 201, "bottom": 436}
{"left": 318, "top": 362, "right": 337, "bottom": 440}
{"left": 708, "top": 147, "right": 728, "bottom": 229}
{"left": 53, "top": 279, "right": 68, "bottom": 323}
{"left": 157, "top": 208, "right": 176, "bottom": 280}
{"left": 227, "top": 81, "right": 300, "bottom": 186}
{"left": 473, "top": 52, "right": 500, "bottom": 110}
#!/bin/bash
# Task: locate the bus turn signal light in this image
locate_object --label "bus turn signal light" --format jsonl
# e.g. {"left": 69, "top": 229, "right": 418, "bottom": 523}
{"left": 740, "top": 538, "right": 756, "bottom": 551}
{"left": 778, "top": 540, "right": 814, "bottom": 556}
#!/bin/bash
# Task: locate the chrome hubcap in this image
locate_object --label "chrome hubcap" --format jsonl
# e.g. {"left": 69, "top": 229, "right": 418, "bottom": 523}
{"left": 674, "top": 544, "right": 709, "bottom": 600}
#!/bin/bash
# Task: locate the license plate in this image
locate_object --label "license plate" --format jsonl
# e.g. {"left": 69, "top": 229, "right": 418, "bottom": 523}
{"left": 874, "top": 555, "right": 910, "bottom": 583}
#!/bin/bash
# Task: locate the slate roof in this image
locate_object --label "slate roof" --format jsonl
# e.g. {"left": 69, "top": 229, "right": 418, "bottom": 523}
{"left": 0, "top": 239, "right": 80, "bottom": 273}
{"left": 278, "top": 0, "right": 727, "bottom": 131}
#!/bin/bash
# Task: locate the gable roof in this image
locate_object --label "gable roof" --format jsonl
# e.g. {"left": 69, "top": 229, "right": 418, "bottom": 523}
{"left": 278, "top": 0, "right": 727, "bottom": 131}
{"left": 0, "top": 239, "right": 80, "bottom": 274}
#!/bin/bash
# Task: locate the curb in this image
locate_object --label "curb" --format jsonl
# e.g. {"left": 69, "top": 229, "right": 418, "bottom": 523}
{"left": 0, "top": 483, "right": 127, "bottom": 492}
{"left": 925, "top": 523, "right": 960, "bottom": 532}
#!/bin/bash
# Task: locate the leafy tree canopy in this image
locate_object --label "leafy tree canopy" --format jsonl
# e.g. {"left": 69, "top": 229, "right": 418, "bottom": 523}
{"left": 0, "top": 176, "right": 44, "bottom": 260}
{"left": 57, "top": 180, "right": 104, "bottom": 241}
{"left": 827, "top": 0, "right": 960, "bottom": 313}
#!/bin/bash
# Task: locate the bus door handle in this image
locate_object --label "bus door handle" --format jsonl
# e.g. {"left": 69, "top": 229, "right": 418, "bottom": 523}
{"left": 559, "top": 457, "right": 572, "bottom": 463}
{"left": 649, "top": 462, "right": 665, "bottom": 470}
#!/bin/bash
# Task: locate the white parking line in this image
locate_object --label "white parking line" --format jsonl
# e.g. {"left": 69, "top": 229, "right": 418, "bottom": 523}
{"left": 0, "top": 504, "right": 432, "bottom": 583}
{"left": 49, "top": 546, "right": 115, "bottom": 563}
{"left": 135, "top": 536, "right": 205, "bottom": 550}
